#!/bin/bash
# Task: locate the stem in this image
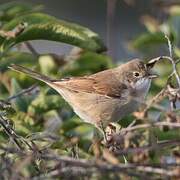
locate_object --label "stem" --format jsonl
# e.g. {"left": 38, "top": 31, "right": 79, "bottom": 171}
{"left": 164, "top": 35, "right": 180, "bottom": 87}
{"left": 107, "top": 0, "right": 117, "bottom": 59}
{"left": 7, "top": 84, "right": 39, "bottom": 102}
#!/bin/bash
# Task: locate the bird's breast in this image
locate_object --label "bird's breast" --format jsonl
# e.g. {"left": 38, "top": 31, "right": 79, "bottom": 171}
{"left": 112, "top": 99, "right": 140, "bottom": 121}
{"left": 133, "top": 78, "right": 151, "bottom": 99}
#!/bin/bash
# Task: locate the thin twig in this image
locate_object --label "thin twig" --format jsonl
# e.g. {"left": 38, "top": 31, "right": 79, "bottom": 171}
{"left": 24, "top": 42, "right": 39, "bottom": 57}
{"left": 155, "top": 0, "right": 180, "bottom": 7}
{"left": 120, "top": 121, "right": 180, "bottom": 133}
{"left": 0, "top": 115, "right": 23, "bottom": 150}
{"left": 142, "top": 54, "right": 180, "bottom": 114}
{"left": 100, "top": 120, "right": 108, "bottom": 142}
{"left": 113, "top": 139, "right": 180, "bottom": 155}
{"left": 40, "top": 153, "right": 179, "bottom": 177}
{"left": 0, "top": 116, "right": 39, "bottom": 152}
{"left": 0, "top": 146, "right": 25, "bottom": 155}
{"left": 7, "top": 84, "right": 39, "bottom": 102}
{"left": 1, "top": 146, "right": 179, "bottom": 168}
{"left": 107, "top": 0, "right": 117, "bottom": 59}
{"left": 164, "top": 35, "right": 180, "bottom": 87}
{"left": 0, "top": 144, "right": 179, "bottom": 178}
{"left": 143, "top": 88, "right": 166, "bottom": 115}
{"left": 32, "top": 166, "right": 149, "bottom": 179}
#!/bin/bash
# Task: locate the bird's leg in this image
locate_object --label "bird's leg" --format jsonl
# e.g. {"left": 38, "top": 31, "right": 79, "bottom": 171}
{"left": 93, "top": 126, "right": 104, "bottom": 142}
{"left": 103, "top": 123, "right": 121, "bottom": 149}
{"left": 99, "top": 121, "right": 108, "bottom": 143}
{"left": 88, "top": 127, "right": 103, "bottom": 155}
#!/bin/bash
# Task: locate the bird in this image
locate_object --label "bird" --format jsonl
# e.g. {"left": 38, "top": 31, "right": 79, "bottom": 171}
{"left": 9, "top": 58, "right": 157, "bottom": 130}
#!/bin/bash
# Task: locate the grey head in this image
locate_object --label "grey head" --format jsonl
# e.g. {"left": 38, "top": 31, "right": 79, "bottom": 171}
{"left": 116, "top": 59, "right": 157, "bottom": 97}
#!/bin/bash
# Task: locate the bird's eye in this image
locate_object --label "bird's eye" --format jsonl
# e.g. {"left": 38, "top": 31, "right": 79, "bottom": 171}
{"left": 133, "top": 72, "right": 140, "bottom": 77}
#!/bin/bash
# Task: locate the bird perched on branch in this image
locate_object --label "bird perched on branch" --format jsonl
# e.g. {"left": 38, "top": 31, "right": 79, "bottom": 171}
{"left": 9, "top": 58, "right": 157, "bottom": 131}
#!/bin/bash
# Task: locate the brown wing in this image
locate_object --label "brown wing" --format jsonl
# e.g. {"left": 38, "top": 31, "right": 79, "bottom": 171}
{"left": 53, "top": 69, "right": 128, "bottom": 98}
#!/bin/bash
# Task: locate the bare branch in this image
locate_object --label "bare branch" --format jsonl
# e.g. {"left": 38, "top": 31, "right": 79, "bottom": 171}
{"left": 143, "top": 87, "right": 166, "bottom": 115}
{"left": 113, "top": 139, "right": 180, "bottom": 155}
{"left": 24, "top": 42, "right": 39, "bottom": 57}
{"left": 164, "top": 35, "right": 180, "bottom": 87}
{"left": 7, "top": 84, "right": 39, "bottom": 102}
{"left": 154, "top": 0, "right": 180, "bottom": 7}
{"left": 0, "top": 115, "right": 23, "bottom": 150}
{"left": 120, "top": 121, "right": 180, "bottom": 133}
{"left": 40, "top": 153, "right": 179, "bottom": 177}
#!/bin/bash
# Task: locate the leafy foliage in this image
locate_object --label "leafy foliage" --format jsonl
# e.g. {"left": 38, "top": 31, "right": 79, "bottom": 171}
{"left": 0, "top": 12, "right": 106, "bottom": 52}
{"left": 0, "top": 2, "right": 42, "bottom": 22}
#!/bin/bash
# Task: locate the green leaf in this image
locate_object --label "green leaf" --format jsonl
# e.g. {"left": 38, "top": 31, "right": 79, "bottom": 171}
{"left": 28, "top": 93, "right": 65, "bottom": 116}
{"left": 0, "top": 2, "right": 42, "bottom": 22}
{"left": 60, "top": 116, "right": 83, "bottom": 134}
{"left": 10, "top": 78, "right": 35, "bottom": 112}
{"left": 132, "top": 32, "right": 166, "bottom": 50}
{"left": 168, "top": 5, "right": 180, "bottom": 16}
{"left": 12, "top": 111, "right": 42, "bottom": 135}
{"left": 169, "top": 15, "right": 180, "bottom": 44}
{"left": 154, "top": 128, "right": 180, "bottom": 141}
{"left": 73, "top": 124, "right": 94, "bottom": 138}
{"left": 174, "top": 46, "right": 180, "bottom": 57}
{"left": 38, "top": 54, "right": 58, "bottom": 76}
{"left": 0, "top": 52, "right": 37, "bottom": 73}
{"left": 1, "top": 13, "right": 106, "bottom": 52}
{"left": 61, "top": 51, "right": 113, "bottom": 76}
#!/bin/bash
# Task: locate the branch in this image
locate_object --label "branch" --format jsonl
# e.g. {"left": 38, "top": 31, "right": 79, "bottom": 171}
{"left": 165, "top": 34, "right": 180, "bottom": 87}
{"left": 24, "top": 42, "right": 39, "bottom": 57}
{"left": 107, "top": 0, "right": 117, "bottom": 59}
{"left": 113, "top": 139, "right": 180, "bottom": 155}
{"left": 154, "top": 0, "right": 180, "bottom": 7}
{"left": 0, "top": 115, "right": 23, "bottom": 150}
{"left": 40, "top": 153, "right": 179, "bottom": 177}
{"left": 141, "top": 54, "right": 180, "bottom": 114}
{"left": 120, "top": 121, "right": 180, "bottom": 133}
{"left": 0, "top": 116, "right": 40, "bottom": 152}
{"left": 7, "top": 84, "right": 39, "bottom": 102}
{"left": 142, "top": 87, "right": 166, "bottom": 115}
{"left": 0, "top": 144, "right": 179, "bottom": 178}
{"left": 148, "top": 55, "right": 180, "bottom": 87}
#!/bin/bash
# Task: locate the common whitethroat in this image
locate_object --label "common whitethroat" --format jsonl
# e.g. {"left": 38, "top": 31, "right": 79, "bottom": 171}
{"left": 9, "top": 59, "right": 157, "bottom": 129}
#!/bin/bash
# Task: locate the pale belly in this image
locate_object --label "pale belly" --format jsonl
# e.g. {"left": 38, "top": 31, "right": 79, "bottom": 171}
{"left": 55, "top": 86, "right": 142, "bottom": 127}
{"left": 111, "top": 99, "right": 140, "bottom": 121}
{"left": 73, "top": 98, "right": 141, "bottom": 127}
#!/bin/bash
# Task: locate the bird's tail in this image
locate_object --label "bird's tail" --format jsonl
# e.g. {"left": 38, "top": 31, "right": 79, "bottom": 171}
{"left": 9, "top": 64, "right": 53, "bottom": 84}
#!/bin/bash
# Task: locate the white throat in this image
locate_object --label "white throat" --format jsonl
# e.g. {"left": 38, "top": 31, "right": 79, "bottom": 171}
{"left": 134, "top": 78, "right": 151, "bottom": 98}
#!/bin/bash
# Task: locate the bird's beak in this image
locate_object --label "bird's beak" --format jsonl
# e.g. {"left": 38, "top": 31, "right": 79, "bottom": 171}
{"left": 146, "top": 59, "right": 157, "bottom": 69}
{"left": 147, "top": 73, "right": 158, "bottom": 79}
{"left": 146, "top": 57, "right": 161, "bottom": 79}
{"left": 146, "top": 56, "right": 163, "bottom": 69}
